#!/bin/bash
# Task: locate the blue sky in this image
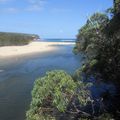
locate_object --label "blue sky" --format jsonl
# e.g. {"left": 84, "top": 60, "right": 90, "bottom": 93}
{"left": 0, "top": 0, "right": 113, "bottom": 38}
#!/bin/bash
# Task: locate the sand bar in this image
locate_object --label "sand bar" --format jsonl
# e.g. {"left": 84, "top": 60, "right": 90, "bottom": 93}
{"left": 0, "top": 41, "right": 75, "bottom": 57}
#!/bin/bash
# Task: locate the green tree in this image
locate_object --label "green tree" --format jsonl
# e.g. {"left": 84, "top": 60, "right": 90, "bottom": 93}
{"left": 75, "top": 10, "right": 120, "bottom": 83}
{"left": 26, "top": 70, "right": 91, "bottom": 120}
{"left": 114, "top": 0, "right": 120, "bottom": 13}
{"left": 75, "top": 12, "right": 109, "bottom": 60}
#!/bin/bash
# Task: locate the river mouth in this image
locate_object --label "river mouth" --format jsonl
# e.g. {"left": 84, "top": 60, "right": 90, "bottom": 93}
{"left": 0, "top": 43, "right": 118, "bottom": 120}
{"left": 0, "top": 44, "right": 81, "bottom": 120}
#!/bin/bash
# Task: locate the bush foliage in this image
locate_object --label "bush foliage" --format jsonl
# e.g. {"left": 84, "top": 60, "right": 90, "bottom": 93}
{"left": 26, "top": 70, "right": 91, "bottom": 120}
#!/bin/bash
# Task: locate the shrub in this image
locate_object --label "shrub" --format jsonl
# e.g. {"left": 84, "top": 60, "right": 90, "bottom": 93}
{"left": 26, "top": 70, "right": 90, "bottom": 120}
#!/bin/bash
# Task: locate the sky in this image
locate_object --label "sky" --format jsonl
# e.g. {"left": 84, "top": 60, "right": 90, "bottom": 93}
{"left": 0, "top": 0, "right": 113, "bottom": 39}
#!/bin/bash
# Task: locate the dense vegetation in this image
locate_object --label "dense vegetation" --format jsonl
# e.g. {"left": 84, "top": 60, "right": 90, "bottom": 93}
{"left": 27, "top": 0, "right": 120, "bottom": 120}
{"left": 73, "top": 0, "right": 120, "bottom": 118}
{"left": 0, "top": 32, "right": 39, "bottom": 46}
{"left": 26, "top": 71, "right": 91, "bottom": 120}
{"left": 74, "top": 0, "right": 120, "bottom": 83}
{"left": 114, "top": 0, "right": 120, "bottom": 13}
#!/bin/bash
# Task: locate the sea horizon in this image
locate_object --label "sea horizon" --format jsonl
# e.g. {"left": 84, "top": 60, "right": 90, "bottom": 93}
{"left": 40, "top": 38, "right": 76, "bottom": 42}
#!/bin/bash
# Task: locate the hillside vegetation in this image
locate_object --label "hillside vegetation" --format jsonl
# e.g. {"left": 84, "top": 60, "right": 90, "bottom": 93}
{"left": 0, "top": 32, "right": 39, "bottom": 46}
{"left": 74, "top": 0, "right": 120, "bottom": 83}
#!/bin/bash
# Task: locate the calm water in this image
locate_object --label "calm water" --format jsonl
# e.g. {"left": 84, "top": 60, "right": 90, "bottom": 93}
{"left": 40, "top": 38, "right": 76, "bottom": 42}
{"left": 0, "top": 43, "right": 82, "bottom": 120}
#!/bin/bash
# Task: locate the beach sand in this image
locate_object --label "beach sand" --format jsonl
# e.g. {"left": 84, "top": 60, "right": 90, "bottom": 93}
{"left": 0, "top": 41, "right": 75, "bottom": 57}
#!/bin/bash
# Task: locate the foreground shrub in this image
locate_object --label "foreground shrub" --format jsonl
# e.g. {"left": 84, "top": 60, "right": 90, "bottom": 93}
{"left": 26, "top": 70, "right": 90, "bottom": 120}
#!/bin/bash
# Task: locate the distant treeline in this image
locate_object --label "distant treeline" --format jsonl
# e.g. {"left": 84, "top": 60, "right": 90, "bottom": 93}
{"left": 0, "top": 32, "right": 39, "bottom": 46}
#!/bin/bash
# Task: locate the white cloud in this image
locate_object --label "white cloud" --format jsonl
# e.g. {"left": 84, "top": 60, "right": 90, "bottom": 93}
{"left": 28, "top": 0, "right": 45, "bottom": 5}
{"left": 52, "top": 8, "right": 71, "bottom": 13}
{"left": 0, "top": 7, "right": 18, "bottom": 13}
{"left": 26, "top": 0, "right": 46, "bottom": 12}
{"left": 6, "top": 8, "right": 18, "bottom": 13}
{"left": 59, "top": 29, "right": 64, "bottom": 33}
{"left": 0, "top": 0, "right": 46, "bottom": 13}
{"left": 26, "top": 5, "right": 42, "bottom": 11}
{"left": 0, "top": 0, "right": 8, "bottom": 2}
{"left": 0, "top": 0, "right": 12, "bottom": 3}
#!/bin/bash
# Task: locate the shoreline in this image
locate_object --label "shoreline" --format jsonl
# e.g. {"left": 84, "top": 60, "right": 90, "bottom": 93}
{"left": 0, "top": 41, "right": 75, "bottom": 58}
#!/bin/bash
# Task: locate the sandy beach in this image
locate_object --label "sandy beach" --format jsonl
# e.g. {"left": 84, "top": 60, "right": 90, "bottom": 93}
{"left": 0, "top": 41, "right": 75, "bottom": 57}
